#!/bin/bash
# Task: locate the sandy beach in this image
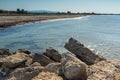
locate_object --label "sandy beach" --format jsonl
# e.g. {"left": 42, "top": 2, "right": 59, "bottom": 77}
{"left": 0, "top": 15, "right": 84, "bottom": 28}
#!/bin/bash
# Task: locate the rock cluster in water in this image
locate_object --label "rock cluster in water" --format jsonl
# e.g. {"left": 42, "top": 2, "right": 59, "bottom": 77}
{"left": 0, "top": 38, "right": 120, "bottom": 80}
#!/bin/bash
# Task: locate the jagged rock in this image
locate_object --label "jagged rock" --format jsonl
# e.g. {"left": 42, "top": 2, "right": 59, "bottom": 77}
{"left": 0, "top": 52, "right": 30, "bottom": 72}
{"left": 64, "top": 38, "right": 105, "bottom": 65}
{"left": 44, "top": 47, "right": 61, "bottom": 62}
{"left": 61, "top": 53, "right": 87, "bottom": 80}
{"left": 87, "top": 60, "right": 120, "bottom": 80}
{"left": 33, "top": 53, "right": 53, "bottom": 66}
{"left": 45, "top": 62, "right": 61, "bottom": 74}
{"left": 10, "top": 66, "right": 44, "bottom": 80}
{"left": 0, "top": 48, "right": 13, "bottom": 58}
{"left": 32, "top": 71, "right": 63, "bottom": 80}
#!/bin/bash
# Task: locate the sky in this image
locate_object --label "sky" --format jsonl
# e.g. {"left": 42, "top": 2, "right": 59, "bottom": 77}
{"left": 0, "top": 0, "right": 120, "bottom": 13}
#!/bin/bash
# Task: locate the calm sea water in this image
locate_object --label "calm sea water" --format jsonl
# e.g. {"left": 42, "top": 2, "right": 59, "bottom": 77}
{"left": 0, "top": 15, "right": 120, "bottom": 60}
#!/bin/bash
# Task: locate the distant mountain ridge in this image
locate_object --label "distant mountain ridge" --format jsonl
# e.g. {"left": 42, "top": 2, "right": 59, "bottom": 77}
{"left": 28, "top": 10, "right": 58, "bottom": 13}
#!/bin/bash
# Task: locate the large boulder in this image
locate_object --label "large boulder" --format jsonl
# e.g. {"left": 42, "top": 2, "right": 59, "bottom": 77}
{"left": 65, "top": 38, "right": 105, "bottom": 65}
{"left": 45, "top": 62, "right": 61, "bottom": 74}
{"left": 32, "top": 71, "right": 63, "bottom": 80}
{"left": 44, "top": 47, "right": 61, "bottom": 62}
{"left": 0, "top": 52, "right": 30, "bottom": 72}
{"left": 87, "top": 60, "right": 120, "bottom": 80}
{"left": 61, "top": 53, "right": 87, "bottom": 80}
{"left": 9, "top": 66, "right": 44, "bottom": 80}
{"left": 33, "top": 53, "right": 53, "bottom": 66}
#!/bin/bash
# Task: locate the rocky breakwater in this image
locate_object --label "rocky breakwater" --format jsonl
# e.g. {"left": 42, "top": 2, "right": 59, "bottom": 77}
{"left": 0, "top": 38, "right": 119, "bottom": 80}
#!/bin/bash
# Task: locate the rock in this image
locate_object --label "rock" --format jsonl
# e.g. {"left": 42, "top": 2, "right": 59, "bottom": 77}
{"left": 10, "top": 66, "right": 44, "bottom": 80}
{"left": 32, "top": 71, "right": 63, "bottom": 80}
{"left": 45, "top": 62, "right": 61, "bottom": 74}
{"left": 31, "top": 62, "right": 41, "bottom": 67}
{"left": 0, "top": 52, "right": 30, "bottom": 72}
{"left": 25, "top": 57, "right": 33, "bottom": 67}
{"left": 61, "top": 53, "right": 87, "bottom": 80}
{"left": 33, "top": 53, "right": 53, "bottom": 66}
{"left": 64, "top": 38, "right": 106, "bottom": 65}
{"left": 16, "top": 50, "right": 33, "bottom": 67}
{"left": 0, "top": 48, "right": 13, "bottom": 58}
{"left": 44, "top": 47, "right": 61, "bottom": 62}
{"left": 87, "top": 60, "right": 120, "bottom": 80}
{"left": 14, "top": 51, "right": 33, "bottom": 67}
{"left": 17, "top": 49, "right": 31, "bottom": 54}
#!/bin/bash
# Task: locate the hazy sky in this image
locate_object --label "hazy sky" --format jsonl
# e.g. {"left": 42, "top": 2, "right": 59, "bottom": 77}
{"left": 0, "top": 0, "right": 120, "bottom": 13}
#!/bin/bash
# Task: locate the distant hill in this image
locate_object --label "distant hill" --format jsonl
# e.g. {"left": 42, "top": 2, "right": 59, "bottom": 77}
{"left": 28, "top": 10, "right": 58, "bottom": 13}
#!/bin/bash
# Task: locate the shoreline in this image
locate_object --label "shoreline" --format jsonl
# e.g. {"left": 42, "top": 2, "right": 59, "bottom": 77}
{"left": 0, "top": 15, "right": 87, "bottom": 29}
{"left": 0, "top": 38, "right": 119, "bottom": 80}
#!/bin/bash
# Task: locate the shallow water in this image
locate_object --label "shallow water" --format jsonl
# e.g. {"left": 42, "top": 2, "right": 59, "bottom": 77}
{"left": 0, "top": 15, "right": 120, "bottom": 60}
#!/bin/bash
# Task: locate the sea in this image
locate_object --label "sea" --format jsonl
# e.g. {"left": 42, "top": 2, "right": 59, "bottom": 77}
{"left": 0, "top": 15, "right": 120, "bottom": 60}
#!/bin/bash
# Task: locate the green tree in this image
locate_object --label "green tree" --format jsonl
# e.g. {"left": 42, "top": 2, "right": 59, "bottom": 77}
{"left": 21, "top": 9, "right": 24, "bottom": 12}
{"left": 0, "top": 9, "right": 4, "bottom": 13}
{"left": 67, "top": 11, "right": 71, "bottom": 14}
{"left": 17, "top": 8, "right": 20, "bottom": 13}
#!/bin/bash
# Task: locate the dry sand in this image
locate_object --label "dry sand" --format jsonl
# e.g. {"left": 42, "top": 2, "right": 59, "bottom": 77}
{"left": 0, "top": 15, "right": 84, "bottom": 28}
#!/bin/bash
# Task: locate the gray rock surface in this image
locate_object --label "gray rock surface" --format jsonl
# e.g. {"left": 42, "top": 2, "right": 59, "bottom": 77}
{"left": 65, "top": 37, "right": 106, "bottom": 65}
{"left": 45, "top": 62, "right": 61, "bottom": 74}
{"left": 44, "top": 47, "right": 61, "bottom": 62}
{"left": 33, "top": 53, "right": 53, "bottom": 66}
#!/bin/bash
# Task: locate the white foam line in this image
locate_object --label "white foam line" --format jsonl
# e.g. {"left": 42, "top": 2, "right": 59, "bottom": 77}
{"left": 40, "top": 15, "right": 90, "bottom": 23}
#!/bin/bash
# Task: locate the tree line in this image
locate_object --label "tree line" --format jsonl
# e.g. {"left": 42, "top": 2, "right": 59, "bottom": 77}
{"left": 0, "top": 9, "right": 96, "bottom": 15}
{"left": 0, "top": 8, "right": 27, "bottom": 14}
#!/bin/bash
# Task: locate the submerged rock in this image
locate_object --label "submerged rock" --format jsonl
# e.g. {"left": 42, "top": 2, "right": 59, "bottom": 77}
{"left": 44, "top": 47, "right": 61, "bottom": 62}
{"left": 65, "top": 37, "right": 106, "bottom": 65}
{"left": 33, "top": 53, "right": 53, "bottom": 66}
{"left": 61, "top": 53, "right": 87, "bottom": 80}
{"left": 87, "top": 60, "right": 120, "bottom": 80}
